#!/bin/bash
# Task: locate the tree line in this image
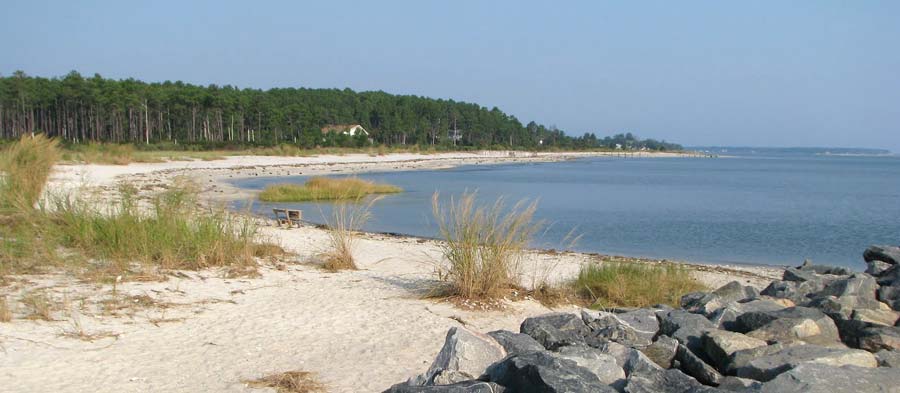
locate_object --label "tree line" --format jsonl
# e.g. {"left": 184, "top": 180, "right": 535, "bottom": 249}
{"left": 0, "top": 71, "right": 682, "bottom": 151}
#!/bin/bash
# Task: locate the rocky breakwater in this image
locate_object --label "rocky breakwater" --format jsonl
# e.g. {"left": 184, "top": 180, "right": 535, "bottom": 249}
{"left": 385, "top": 245, "right": 900, "bottom": 392}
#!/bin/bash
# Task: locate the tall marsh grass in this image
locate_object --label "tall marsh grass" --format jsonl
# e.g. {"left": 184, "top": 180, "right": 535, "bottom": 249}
{"left": 259, "top": 177, "right": 402, "bottom": 202}
{"left": 573, "top": 262, "right": 707, "bottom": 308}
{"left": 431, "top": 192, "right": 539, "bottom": 300}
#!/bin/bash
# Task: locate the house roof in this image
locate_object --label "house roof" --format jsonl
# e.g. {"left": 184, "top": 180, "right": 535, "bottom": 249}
{"left": 320, "top": 124, "right": 366, "bottom": 134}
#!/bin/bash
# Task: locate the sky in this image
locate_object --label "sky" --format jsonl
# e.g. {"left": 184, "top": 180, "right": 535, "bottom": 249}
{"left": 2, "top": 1, "right": 899, "bottom": 152}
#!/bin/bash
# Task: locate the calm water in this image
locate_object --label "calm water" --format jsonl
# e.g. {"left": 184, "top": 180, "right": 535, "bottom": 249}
{"left": 231, "top": 155, "right": 900, "bottom": 270}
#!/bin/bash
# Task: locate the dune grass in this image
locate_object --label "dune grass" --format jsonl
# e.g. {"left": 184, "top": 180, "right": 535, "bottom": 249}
{"left": 0, "top": 135, "right": 60, "bottom": 211}
{"left": 573, "top": 261, "right": 707, "bottom": 308}
{"left": 431, "top": 192, "right": 539, "bottom": 300}
{"left": 319, "top": 197, "right": 378, "bottom": 271}
{"left": 259, "top": 177, "right": 402, "bottom": 202}
{"left": 0, "top": 134, "right": 282, "bottom": 282}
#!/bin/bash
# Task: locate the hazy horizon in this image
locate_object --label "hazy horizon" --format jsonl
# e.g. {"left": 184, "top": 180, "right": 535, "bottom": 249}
{"left": 2, "top": 1, "right": 898, "bottom": 152}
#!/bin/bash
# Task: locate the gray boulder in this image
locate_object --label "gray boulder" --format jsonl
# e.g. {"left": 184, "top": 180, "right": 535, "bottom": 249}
{"left": 707, "top": 299, "right": 787, "bottom": 331}
{"left": 864, "top": 245, "right": 900, "bottom": 266}
{"left": 641, "top": 335, "right": 679, "bottom": 368}
{"left": 717, "top": 376, "right": 761, "bottom": 392}
{"left": 851, "top": 309, "right": 900, "bottom": 326}
{"left": 384, "top": 381, "right": 506, "bottom": 393}
{"left": 853, "top": 325, "right": 900, "bottom": 352}
{"left": 875, "top": 349, "right": 900, "bottom": 367}
{"left": 759, "top": 363, "right": 900, "bottom": 393}
{"left": 676, "top": 344, "right": 723, "bottom": 386}
{"left": 520, "top": 313, "right": 587, "bottom": 350}
{"left": 682, "top": 282, "right": 759, "bottom": 316}
{"left": 417, "top": 327, "right": 507, "bottom": 385}
{"left": 555, "top": 344, "right": 626, "bottom": 388}
{"left": 658, "top": 310, "right": 716, "bottom": 354}
{"left": 623, "top": 346, "right": 665, "bottom": 376}
{"left": 760, "top": 280, "right": 817, "bottom": 304}
{"left": 734, "top": 344, "right": 877, "bottom": 382}
{"left": 485, "top": 350, "right": 617, "bottom": 393}
{"left": 796, "top": 260, "right": 851, "bottom": 276}
{"left": 702, "top": 330, "right": 767, "bottom": 373}
{"left": 877, "top": 282, "right": 900, "bottom": 311}
{"left": 815, "top": 273, "right": 880, "bottom": 302}
{"left": 877, "top": 265, "right": 900, "bottom": 286}
{"left": 582, "top": 308, "right": 659, "bottom": 347}
{"left": 867, "top": 260, "right": 892, "bottom": 276}
{"left": 624, "top": 368, "right": 723, "bottom": 393}
{"left": 487, "top": 330, "right": 544, "bottom": 355}
{"left": 727, "top": 343, "right": 795, "bottom": 375}
{"left": 736, "top": 307, "right": 842, "bottom": 346}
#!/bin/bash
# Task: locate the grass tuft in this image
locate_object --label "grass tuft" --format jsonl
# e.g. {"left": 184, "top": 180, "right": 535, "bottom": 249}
{"left": 431, "top": 192, "right": 539, "bottom": 300}
{"left": 573, "top": 261, "right": 707, "bottom": 308}
{"left": 245, "top": 371, "right": 325, "bottom": 393}
{"left": 259, "top": 177, "right": 402, "bottom": 202}
{"left": 22, "top": 290, "right": 55, "bottom": 321}
{"left": 320, "top": 198, "right": 377, "bottom": 271}
{"left": 0, "top": 134, "right": 60, "bottom": 211}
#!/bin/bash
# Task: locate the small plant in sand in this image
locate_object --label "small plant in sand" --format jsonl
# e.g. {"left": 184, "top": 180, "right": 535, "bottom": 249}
{"left": 320, "top": 197, "right": 377, "bottom": 271}
{"left": 431, "top": 191, "right": 539, "bottom": 300}
{"left": 244, "top": 371, "right": 325, "bottom": 393}
{"left": 573, "top": 261, "right": 707, "bottom": 308}
{"left": 21, "top": 290, "right": 55, "bottom": 321}
{"left": 259, "top": 176, "right": 402, "bottom": 202}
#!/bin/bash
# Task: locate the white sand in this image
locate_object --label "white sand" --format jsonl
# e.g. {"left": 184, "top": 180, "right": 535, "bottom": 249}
{"left": 0, "top": 151, "right": 781, "bottom": 393}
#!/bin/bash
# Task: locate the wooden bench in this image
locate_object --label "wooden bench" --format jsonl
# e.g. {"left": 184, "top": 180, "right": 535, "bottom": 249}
{"left": 273, "top": 208, "right": 302, "bottom": 228}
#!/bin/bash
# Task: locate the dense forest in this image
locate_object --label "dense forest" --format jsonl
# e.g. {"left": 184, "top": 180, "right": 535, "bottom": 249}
{"left": 0, "top": 71, "right": 682, "bottom": 151}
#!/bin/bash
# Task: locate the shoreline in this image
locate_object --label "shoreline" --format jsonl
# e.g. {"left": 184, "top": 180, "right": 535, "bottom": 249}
{"left": 0, "top": 150, "right": 791, "bottom": 393}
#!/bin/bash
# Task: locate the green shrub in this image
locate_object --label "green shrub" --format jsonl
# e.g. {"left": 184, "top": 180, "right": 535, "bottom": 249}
{"left": 573, "top": 261, "right": 707, "bottom": 308}
{"left": 259, "top": 177, "right": 402, "bottom": 202}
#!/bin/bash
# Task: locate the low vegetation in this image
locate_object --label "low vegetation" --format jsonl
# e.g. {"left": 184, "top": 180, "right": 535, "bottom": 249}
{"left": 0, "top": 135, "right": 282, "bottom": 283}
{"left": 320, "top": 198, "right": 377, "bottom": 271}
{"left": 259, "top": 177, "right": 402, "bottom": 202}
{"left": 573, "top": 261, "right": 707, "bottom": 308}
{"left": 431, "top": 192, "right": 539, "bottom": 300}
{"left": 244, "top": 371, "right": 325, "bottom": 393}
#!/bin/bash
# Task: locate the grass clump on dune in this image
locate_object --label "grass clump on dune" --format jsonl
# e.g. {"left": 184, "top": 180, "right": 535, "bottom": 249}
{"left": 432, "top": 192, "right": 539, "bottom": 301}
{"left": 573, "top": 261, "right": 707, "bottom": 308}
{"left": 259, "top": 177, "right": 402, "bottom": 202}
{"left": 0, "top": 134, "right": 281, "bottom": 282}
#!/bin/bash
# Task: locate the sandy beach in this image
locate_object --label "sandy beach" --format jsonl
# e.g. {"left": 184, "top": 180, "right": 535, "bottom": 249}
{"left": 1, "top": 151, "right": 782, "bottom": 393}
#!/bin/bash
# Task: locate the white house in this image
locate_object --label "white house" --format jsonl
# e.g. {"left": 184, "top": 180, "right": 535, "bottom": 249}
{"left": 321, "top": 124, "right": 369, "bottom": 137}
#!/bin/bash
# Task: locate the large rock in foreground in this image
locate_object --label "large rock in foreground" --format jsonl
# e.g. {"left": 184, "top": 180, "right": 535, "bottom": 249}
{"left": 864, "top": 245, "right": 900, "bottom": 265}
{"left": 759, "top": 363, "right": 900, "bottom": 393}
{"left": 485, "top": 351, "right": 618, "bottom": 393}
{"left": 520, "top": 313, "right": 588, "bottom": 350}
{"left": 416, "top": 327, "right": 506, "bottom": 385}
{"left": 734, "top": 345, "right": 877, "bottom": 382}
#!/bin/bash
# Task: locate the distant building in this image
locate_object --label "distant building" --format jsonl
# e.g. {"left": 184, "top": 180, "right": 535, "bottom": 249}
{"left": 321, "top": 124, "right": 369, "bottom": 137}
{"left": 615, "top": 143, "right": 623, "bottom": 150}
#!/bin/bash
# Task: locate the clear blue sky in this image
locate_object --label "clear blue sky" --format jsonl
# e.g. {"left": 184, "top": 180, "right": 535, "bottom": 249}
{"left": 2, "top": 1, "right": 898, "bottom": 151}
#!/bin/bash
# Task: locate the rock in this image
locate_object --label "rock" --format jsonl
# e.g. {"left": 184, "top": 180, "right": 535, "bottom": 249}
{"left": 582, "top": 308, "right": 659, "bottom": 347}
{"left": 797, "top": 260, "right": 851, "bottom": 276}
{"left": 806, "top": 294, "right": 881, "bottom": 321}
{"left": 683, "top": 282, "right": 760, "bottom": 316}
{"left": 624, "top": 368, "right": 722, "bottom": 393}
{"left": 555, "top": 345, "right": 626, "bottom": 388}
{"left": 487, "top": 330, "right": 544, "bottom": 355}
{"left": 623, "top": 346, "right": 665, "bottom": 376}
{"left": 759, "top": 363, "right": 900, "bottom": 393}
{"left": 817, "top": 273, "right": 879, "bottom": 301}
{"left": 717, "top": 376, "right": 761, "bottom": 392}
{"left": 877, "top": 283, "right": 900, "bottom": 311}
{"left": 658, "top": 310, "right": 717, "bottom": 336}
{"left": 702, "top": 330, "right": 767, "bottom": 373}
{"left": 734, "top": 344, "right": 877, "bottom": 382}
{"left": 852, "top": 309, "right": 900, "bottom": 326}
{"left": 676, "top": 344, "right": 723, "bottom": 386}
{"left": 727, "top": 343, "right": 794, "bottom": 375}
{"left": 736, "top": 307, "right": 842, "bottom": 346}
{"left": 877, "top": 265, "right": 900, "bottom": 286}
{"left": 866, "top": 260, "right": 892, "bottom": 276}
{"left": 520, "top": 313, "right": 587, "bottom": 350}
{"left": 419, "top": 327, "right": 507, "bottom": 385}
{"left": 641, "top": 335, "right": 679, "bottom": 368}
{"left": 875, "top": 349, "right": 900, "bottom": 367}
{"left": 864, "top": 245, "right": 900, "bottom": 265}
{"left": 594, "top": 340, "right": 633, "bottom": 367}
{"left": 707, "top": 299, "right": 787, "bottom": 330}
{"left": 853, "top": 325, "right": 900, "bottom": 352}
{"left": 485, "top": 351, "right": 617, "bottom": 393}
{"left": 760, "top": 280, "right": 815, "bottom": 304}
{"left": 384, "top": 381, "right": 506, "bottom": 393}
